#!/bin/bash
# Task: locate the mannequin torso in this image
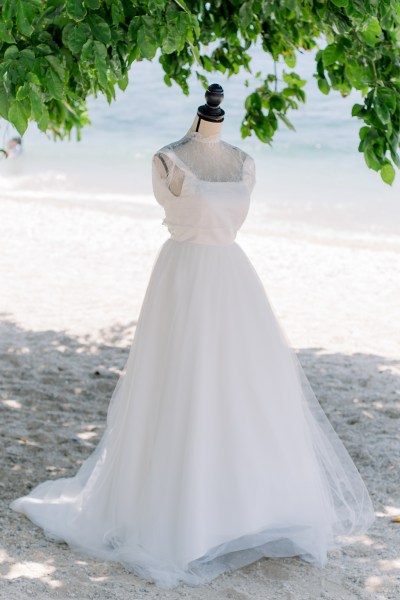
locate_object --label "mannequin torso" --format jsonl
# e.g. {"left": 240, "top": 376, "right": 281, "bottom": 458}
{"left": 153, "top": 117, "right": 249, "bottom": 196}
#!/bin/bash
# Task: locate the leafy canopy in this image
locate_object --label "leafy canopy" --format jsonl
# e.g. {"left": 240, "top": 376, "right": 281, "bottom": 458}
{"left": 0, "top": 0, "right": 399, "bottom": 185}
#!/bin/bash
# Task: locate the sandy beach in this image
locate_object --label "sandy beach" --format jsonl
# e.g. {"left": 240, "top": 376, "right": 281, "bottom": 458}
{"left": 1, "top": 193, "right": 399, "bottom": 599}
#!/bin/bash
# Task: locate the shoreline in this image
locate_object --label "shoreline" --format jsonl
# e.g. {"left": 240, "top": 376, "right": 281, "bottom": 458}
{"left": 2, "top": 191, "right": 400, "bottom": 252}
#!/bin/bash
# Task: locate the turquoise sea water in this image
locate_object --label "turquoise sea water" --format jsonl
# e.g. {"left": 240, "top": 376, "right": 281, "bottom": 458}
{"left": 0, "top": 47, "right": 399, "bottom": 237}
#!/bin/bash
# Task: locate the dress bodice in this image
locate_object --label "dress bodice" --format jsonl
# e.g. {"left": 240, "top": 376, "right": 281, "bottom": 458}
{"left": 152, "top": 147, "right": 255, "bottom": 246}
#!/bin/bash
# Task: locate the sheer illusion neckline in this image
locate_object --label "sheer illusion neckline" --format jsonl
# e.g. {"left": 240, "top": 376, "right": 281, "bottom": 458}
{"left": 164, "top": 148, "right": 249, "bottom": 185}
{"left": 186, "top": 131, "right": 222, "bottom": 144}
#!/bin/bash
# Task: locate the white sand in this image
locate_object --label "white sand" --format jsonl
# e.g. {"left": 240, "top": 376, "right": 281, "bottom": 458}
{"left": 0, "top": 194, "right": 399, "bottom": 599}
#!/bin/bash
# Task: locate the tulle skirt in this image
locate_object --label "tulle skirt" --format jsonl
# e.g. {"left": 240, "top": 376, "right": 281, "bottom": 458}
{"left": 10, "top": 239, "right": 374, "bottom": 587}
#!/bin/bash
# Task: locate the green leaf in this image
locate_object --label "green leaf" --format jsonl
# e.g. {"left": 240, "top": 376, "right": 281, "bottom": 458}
{"left": 380, "top": 162, "right": 395, "bottom": 185}
{"left": 62, "top": 22, "right": 73, "bottom": 47}
{"left": 87, "top": 14, "right": 111, "bottom": 45}
{"left": 46, "top": 69, "right": 64, "bottom": 99}
{"left": 364, "top": 146, "right": 381, "bottom": 171}
{"left": 256, "top": 117, "right": 275, "bottom": 142}
{"left": 45, "top": 56, "right": 65, "bottom": 82}
{"left": 359, "top": 126, "right": 370, "bottom": 140}
{"left": 190, "top": 13, "right": 200, "bottom": 39}
{"left": 84, "top": 0, "right": 101, "bottom": 8}
{"left": 93, "top": 40, "right": 108, "bottom": 88}
{"left": 37, "top": 107, "right": 49, "bottom": 132}
{"left": 351, "top": 103, "right": 364, "bottom": 116}
{"left": 35, "top": 44, "right": 53, "bottom": 57}
{"left": 117, "top": 72, "right": 129, "bottom": 91}
{"left": 66, "top": 0, "right": 87, "bottom": 22}
{"left": 239, "top": 2, "right": 253, "bottom": 29}
{"left": 67, "top": 22, "right": 92, "bottom": 54}
{"left": 26, "top": 74, "right": 40, "bottom": 87}
{"left": 111, "top": 0, "right": 125, "bottom": 25}
{"left": 0, "top": 82, "right": 10, "bottom": 119}
{"left": 277, "top": 112, "right": 295, "bottom": 131}
{"left": 315, "top": 53, "right": 324, "bottom": 78}
{"left": 173, "top": 0, "right": 190, "bottom": 14}
{"left": 149, "top": 0, "right": 167, "bottom": 9}
{"left": 254, "top": 127, "right": 270, "bottom": 144}
{"left": 128, "top": 16, "right": 141, "bottom": 42}
{"left": 245, "top": 92, "right": 262, "bottom": 111}
{"left": 201, "top": 55, "right": 214, "bottom": 72}
{"left": 8, "top": 101, "right": 29, "bottom": 135}
{"left": 189, "top": 43, "right": 200, "bottom": 64}
{"left": 282, "top": 71, "right": 306, "bottom": 88}
{"left": 241, "top": 123, "right": 250, "bottom": 138}
{"left": 380, "top": 5, "right": 396, "bottom": 31}
{"left": 0, "top": 22, "right": 16, "bottom": 44}
{"left": 374, "top": 99, "right": 390, "bottom": 124}
{"left": 110, "top": 52, "right": 122, "bottom": 78}
{"left": 270, "top": 94, "right": 285, "bottom": 111}
{"left": 81, "top": 39, "right": 94, "bottom": 62}
{"left": 376, "top": 88, "right": 396, "bottom": 112}
{"left": 4, "top": 45, "right": 19, "bottom": 59}
{"left": 16, "top": 0, "right": 40, "bottom": 37}
{"left": 317, "top": 78, "right": 330, "bottom": 94}
{"left": 322, "top": 44, "right": 340, "bottom": 67}
{"left": 196, "top": 71, "right": 208, "bottom": 89}
{"left": 162, "top": 11, "right": 192, "bottom": 53}
{"left": 16, "top": 83, "right": 31, "bottom": 100}
{"left": 388, "top": 131, "right": 399, "bottom": 155}
{"left": 162, "top": 30, "right": 178, "bottom": 54}
{"left": 330, "top": 0, "right": 348, "bottom": 6}
{"left": 30, "top": 87, "right": 44, "bottom": 121}
{"left": 2, "top": 0, "right": 16, "bottom": 23}
{"left": 45, "top": 57, "right": 65, "bottom": 100}
{"left": 389, "top": 147, "right": 400, "bottom": 169}
{"left": 137, "top": 22, "right": 158, "bottom": 59}
{"left": 361, "top": 17, "right": 383, "bottom": 46}
{"left": 19, "top": 48, "right": 35, "bottom": 70}
{"left": 283, "top": 54, "right": 296, "bottom": 68}
{"left": 127, "top": 45, "right": 139, "bottom": 64}
{"left": 345, "top": 61, "right": 365, "bottom": 89}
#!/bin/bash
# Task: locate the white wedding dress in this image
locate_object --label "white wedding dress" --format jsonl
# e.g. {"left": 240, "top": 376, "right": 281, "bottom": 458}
{"left": 11, "top": 131, "right": 374, "bottom": 588}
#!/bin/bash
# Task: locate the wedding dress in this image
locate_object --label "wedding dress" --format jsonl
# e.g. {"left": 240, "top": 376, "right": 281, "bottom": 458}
{"left": 10, "top": 130, "right": 375, "bottom": 588}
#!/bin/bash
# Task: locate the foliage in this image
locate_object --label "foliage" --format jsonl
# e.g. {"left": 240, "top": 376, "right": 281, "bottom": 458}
{"left": 0, "top": 0, "right": 399, "bottom": 184}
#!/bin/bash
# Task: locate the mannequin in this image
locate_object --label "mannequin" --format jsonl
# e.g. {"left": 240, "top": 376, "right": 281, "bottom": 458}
{"left": 10, "top": 82, "right": 374, "bottom": 589}
{"left": 153, "top": 84, "right": 248, "bottom": 197}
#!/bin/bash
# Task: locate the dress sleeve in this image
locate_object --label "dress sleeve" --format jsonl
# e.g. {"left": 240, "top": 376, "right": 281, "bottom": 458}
{"left": 152, "top": 152, "right": 175, "bottom": 207}
{"left": 242, "top": 154, "right": 256, "bottom": 194}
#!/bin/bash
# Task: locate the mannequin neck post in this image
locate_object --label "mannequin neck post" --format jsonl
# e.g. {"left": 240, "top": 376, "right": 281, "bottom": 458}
{"left": 187, "top": 116, "right": 223, "bottom": 141}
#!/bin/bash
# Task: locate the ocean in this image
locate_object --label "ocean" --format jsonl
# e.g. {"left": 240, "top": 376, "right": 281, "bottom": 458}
{"left": 0, "top": 47, "right": 399, "bottom": 240}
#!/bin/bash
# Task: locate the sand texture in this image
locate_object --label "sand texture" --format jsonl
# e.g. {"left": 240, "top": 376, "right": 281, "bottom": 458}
{"left": 0, "top": 195, "right": 399, "bottom": 599}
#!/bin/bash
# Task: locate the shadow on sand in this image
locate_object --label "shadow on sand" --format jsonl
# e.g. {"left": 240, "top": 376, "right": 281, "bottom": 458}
{"left": 0, "top": 317, "right": 399, "bottom": 599}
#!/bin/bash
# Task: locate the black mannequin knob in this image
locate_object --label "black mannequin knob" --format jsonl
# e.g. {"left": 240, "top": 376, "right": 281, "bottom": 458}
{"left": 197, "top": 83, "right": 225, "bottom": 123}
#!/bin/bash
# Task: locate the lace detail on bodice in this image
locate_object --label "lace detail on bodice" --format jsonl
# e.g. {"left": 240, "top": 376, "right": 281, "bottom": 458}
{"left": 154, "top": 132, "right": 252, "bottom": 183}
{"left": 186, "top": 131, "right": 222, "bottom": 144}
{"left": 152, "top": 145, "right": 256, "bottom": 246}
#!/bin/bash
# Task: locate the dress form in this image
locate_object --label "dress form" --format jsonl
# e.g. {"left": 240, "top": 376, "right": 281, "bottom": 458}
{"left": 153, "top": 86, "right": 247, "bottom": 197}
{"left": 9, "top": 85, "right": 375, "bottom": 588}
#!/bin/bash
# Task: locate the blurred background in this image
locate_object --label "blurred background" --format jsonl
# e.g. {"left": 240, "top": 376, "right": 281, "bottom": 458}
{"left": 1, "top": 46, "right": 399, "bottom": 243}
